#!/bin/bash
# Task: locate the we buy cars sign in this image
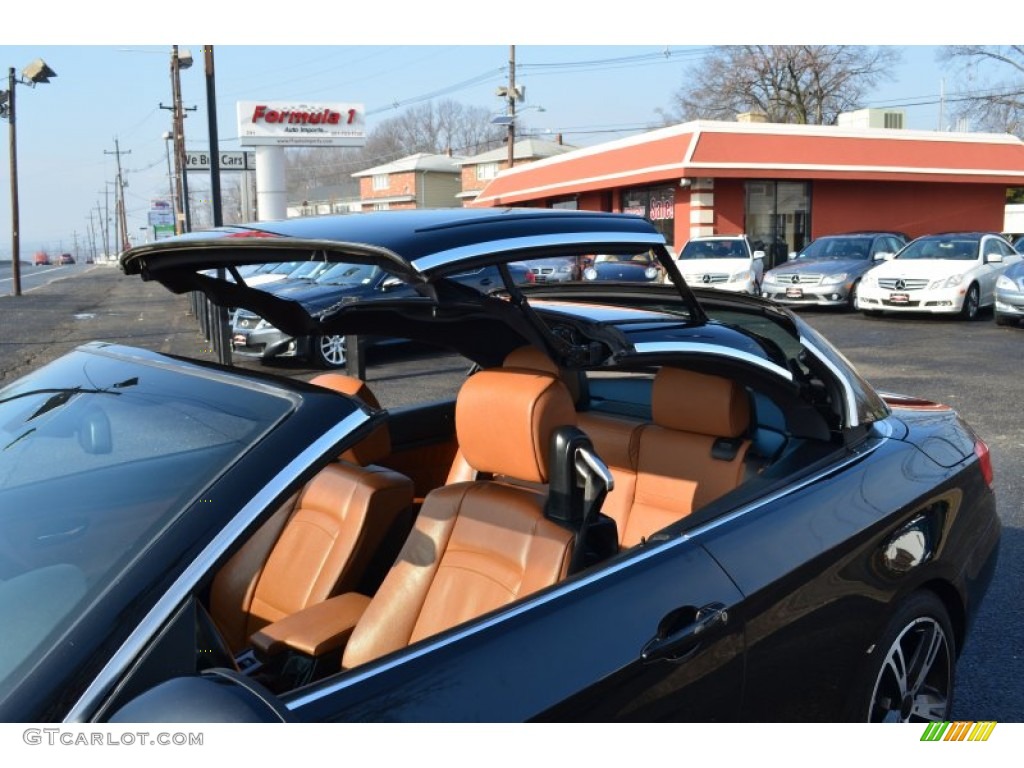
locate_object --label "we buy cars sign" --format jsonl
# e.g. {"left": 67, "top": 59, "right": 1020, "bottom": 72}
{"left": 184, "top": 151, "right": 256, "bottom": 171}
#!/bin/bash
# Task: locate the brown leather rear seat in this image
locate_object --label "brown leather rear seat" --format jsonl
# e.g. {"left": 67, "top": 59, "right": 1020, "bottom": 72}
{"left": 613, "top": 366, "right": 752, "bottom": 546}
{"left": 210, "top": 374, "right": 414, "bottom": 653}
{"left": 488, "top": 347, "right": 755, "bottom": 549}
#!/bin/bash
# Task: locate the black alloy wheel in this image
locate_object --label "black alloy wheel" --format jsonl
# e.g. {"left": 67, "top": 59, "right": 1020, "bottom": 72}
{"left": 850, "top": 592, "right": 955, "bottom": 723}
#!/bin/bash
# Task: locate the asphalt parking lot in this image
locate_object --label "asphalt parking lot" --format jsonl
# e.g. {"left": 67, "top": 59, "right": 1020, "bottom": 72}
{"left": 1, "top": 265, "right": 1021, "bottom": 720}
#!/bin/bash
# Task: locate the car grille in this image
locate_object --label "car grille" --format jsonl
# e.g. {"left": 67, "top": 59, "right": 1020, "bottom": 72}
{"left": 773, "top": 273, "right": 823, "bottom": 285}
{"left": 878, "top": 278, "right": 929, "bottom": 291}
{"left": 531, "top": 267, "right": 555, "bottom": 282}
{"left": 684, "top": 272, "right": 729, "bottom": 284}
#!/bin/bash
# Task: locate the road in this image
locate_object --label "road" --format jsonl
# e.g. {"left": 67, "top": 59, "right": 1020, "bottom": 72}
{"left": 0, "top": 267, "right": 1021, "bottom": 720}
{"left": 0, "top": 261, "right": 83, "bottom": 294}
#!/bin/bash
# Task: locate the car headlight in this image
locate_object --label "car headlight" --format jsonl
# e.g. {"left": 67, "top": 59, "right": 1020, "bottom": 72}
{"left": 862, "top": 273, "right": 877, "bottom": 286}
{"left": 929, "top": 274, "right": 964, "bottom": 290}
{"left": 729, "top": 270, "right": 752, "bottom": 283}
{"left": 820, "top": 272, "right": 848, "bottom": 285}
{"left": 763, "top": 272, "right": 779, "bottom": 284}
{"left": 996, "top": 275, "right": 1015, "bottom": 290}
{"left": 645, "top": 267, "right": 660, "bottom": 280}
{"left": 583, "top": 267, "right": 598, "bottom": 281}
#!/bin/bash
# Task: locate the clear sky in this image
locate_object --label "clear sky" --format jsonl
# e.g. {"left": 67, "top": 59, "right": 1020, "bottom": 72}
{"left": 0, "top": 3, "right": 1010, "bottom": 258}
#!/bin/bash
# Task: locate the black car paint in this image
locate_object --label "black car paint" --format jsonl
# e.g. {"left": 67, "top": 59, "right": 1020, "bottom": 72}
{"left": 2, "top": 209, "right": 998, "bottom": 722}
{"left": 277, "top": 399, "right": 996, "bottom": 723}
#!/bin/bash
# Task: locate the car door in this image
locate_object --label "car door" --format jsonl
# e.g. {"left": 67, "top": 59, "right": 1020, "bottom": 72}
{"left": 978, "top": 236, "right": 1006, "bottom": 304}
{"left": 282, "top": 538, "right": 746, "bottom": 722}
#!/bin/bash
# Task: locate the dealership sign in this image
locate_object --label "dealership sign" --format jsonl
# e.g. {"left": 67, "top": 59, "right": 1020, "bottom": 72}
{"left": 237, "top": 101, "right": 366, "bottom": 147}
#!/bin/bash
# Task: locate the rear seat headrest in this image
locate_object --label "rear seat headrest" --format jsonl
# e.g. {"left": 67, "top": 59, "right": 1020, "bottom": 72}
{"left": 503, "top": 345, "right": 584, "bottom": 405}
{"left": 503, "top": 346, "right": 559, "bottom": 375}
{"left": 309, "top": 373, "right": 381, "bottom": 408}
{"left": 309, "top": 373, "right": 391, "bottom": 466}
{"left": 652, "top": 367, "right": 749, "bottom": 439}
{"left": 456, "top": 368, "right": 577, "bottom": 484}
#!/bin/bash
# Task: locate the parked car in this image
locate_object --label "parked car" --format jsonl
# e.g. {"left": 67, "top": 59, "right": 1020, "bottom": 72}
{"left": 524, "top": 256, "right": 580, "bottom": 283}
{"left": 856, "top": 232, "right": 1023, "bottom": 319}
{"left": 762, "top": 232, "right": 906, "bottom": 309}
{"left": 232, "top": 259, "right": 534, "bottom": 369}
{"left": 239, "top": 260, "right": 332, "bottom": 288}
{"left": 672, "top": 235, "right": 764, "bottom": 294}
{"left": 1, "top": 208, "right": 999, "bottom": 723}
{"left": 59, "top": 253, "right": 75, "bottom": 265}
{"left": 994, "top": 258, "right": 1024, "bottom": 327}
{"left": 582, "top": 251, "right": 662, "bottom": 282}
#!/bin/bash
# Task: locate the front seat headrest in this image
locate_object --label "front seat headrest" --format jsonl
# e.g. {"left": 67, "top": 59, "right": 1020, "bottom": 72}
{"left": 456, "top": 368, "right": 576, "bottom": 484}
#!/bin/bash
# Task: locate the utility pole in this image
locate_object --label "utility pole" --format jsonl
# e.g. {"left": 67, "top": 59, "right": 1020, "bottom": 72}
{"left": 105, "top": 139, "right": 131, "bottom": 252}
{"left": 103, "top": 182, "right": 115, "bottom": 257}
{"left": 204, "top": 44, "right": 232, "bottom": 366}
{"left": 507, "top": 45, "right": 516, "bottom": 169}
{"left": 6, "top": 68, "right": 22, "bottom": 295}
{"left": 160, "top": 46, "right": 195, "bottom": 234}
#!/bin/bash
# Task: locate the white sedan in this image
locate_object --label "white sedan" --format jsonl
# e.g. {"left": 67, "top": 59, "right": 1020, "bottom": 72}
{"left": 856, "top": 232, "right": 1022, "bottom": 320}
{"left": 671, "top": 235, "right": 765, "bottom": 294}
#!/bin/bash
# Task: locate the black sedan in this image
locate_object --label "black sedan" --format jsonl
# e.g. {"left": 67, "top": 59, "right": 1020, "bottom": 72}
{"left": 232, "top": 259, "right": 535, "bottom": 368}
{"left": 0, "top": 208, "right": 998, "bottom": 723}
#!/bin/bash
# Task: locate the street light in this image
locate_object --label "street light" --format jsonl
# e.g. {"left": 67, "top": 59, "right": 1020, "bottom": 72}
{"left": 489, "top": 105, "right": 545, "bottom": 167}
{"left": 162, "top": 130, "right": 177, "bottom": 214}
{"left": 1, "top": 57, "right": 57, "bottom": 297}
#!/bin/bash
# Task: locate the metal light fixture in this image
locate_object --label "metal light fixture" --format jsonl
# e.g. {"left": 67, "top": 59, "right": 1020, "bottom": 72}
{"left": 3, "top": 57, "right": 57, "bottom": 297}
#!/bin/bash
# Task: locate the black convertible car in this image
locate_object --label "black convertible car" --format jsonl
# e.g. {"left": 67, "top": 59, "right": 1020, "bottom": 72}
{"left": 0, "top": 208, "right": 999, "bottom": 723}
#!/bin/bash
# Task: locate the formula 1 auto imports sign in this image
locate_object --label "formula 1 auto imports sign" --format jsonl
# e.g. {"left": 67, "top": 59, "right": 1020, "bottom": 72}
{"left": 237, "top": 101, "right": 366, "bottom": 147}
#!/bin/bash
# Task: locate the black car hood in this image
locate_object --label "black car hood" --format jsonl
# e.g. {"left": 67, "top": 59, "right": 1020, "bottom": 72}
{"left": 592, "top": 262, "right": 657, "bottom": 281}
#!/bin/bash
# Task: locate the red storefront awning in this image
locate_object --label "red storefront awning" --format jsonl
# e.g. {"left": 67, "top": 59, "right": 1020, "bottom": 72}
{"left": 470, "top": 121, "right": 1024, "bottom": 206}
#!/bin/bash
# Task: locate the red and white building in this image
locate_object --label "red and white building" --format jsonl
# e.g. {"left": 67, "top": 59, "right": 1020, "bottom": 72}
{"left": 470, "top": 115, "right": 1024, "bottom": 264}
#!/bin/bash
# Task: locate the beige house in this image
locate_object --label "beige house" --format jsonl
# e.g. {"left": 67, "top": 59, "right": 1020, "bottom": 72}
{"left": 456, "top": 138, "right": 577, "bottom": 206}
{"left": 351, "top": 152, "right": 465, "bottom": 211}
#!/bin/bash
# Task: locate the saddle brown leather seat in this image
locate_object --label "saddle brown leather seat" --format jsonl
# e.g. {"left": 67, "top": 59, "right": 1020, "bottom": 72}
{"left": 341, "top": 367, "right": 578, "bottom": 669}
{"left": 210, "top": 374, "right": 414, "bottom": 653}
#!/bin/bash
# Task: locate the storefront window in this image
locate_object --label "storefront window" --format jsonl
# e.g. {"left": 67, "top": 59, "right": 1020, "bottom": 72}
{"left": 745, "top": 181, "right": 810, "bottom": 270}
{"left": 621, "top": 185, "right": 675, "bottom": 247}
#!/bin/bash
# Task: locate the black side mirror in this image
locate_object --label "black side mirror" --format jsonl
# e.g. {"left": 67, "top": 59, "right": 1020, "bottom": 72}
{"left": 108, "top": 668, "right": 293, "bottom": 723}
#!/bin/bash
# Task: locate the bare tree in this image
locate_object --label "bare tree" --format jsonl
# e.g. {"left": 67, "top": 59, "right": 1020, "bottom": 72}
{"left": 939, "top": 46, "right": 1024, "bottom": 136}
{"left": 282, "top": 99, "right": 506, "bottom": 201}
{"left": 662, "top": 46, "right": 901, "bottom": 125}
{"left": 363, "top": 99, "right": 505, "bottom": 158}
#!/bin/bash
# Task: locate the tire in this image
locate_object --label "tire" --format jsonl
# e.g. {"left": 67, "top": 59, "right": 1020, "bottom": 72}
{"left": 847, "top": 591, "right": 955, "bottom": 723}
{"left": 994, "top": 311, "right": 1013, "bottom": 327}
{"left": 311, "top": 334, "right": 347, "bottom": 369}
{"left": 959, "top": 284, "right": 980, "bottom": 321}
